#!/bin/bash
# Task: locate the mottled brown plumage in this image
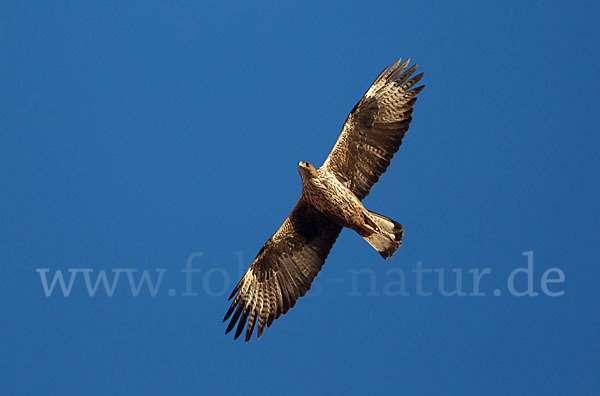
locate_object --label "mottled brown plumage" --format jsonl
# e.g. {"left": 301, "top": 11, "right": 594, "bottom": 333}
{"left": 224, "top": 58, "right": 424, "bottom": 342}
{"left": 323, "top": 58, "right": 424, "bottom": 200}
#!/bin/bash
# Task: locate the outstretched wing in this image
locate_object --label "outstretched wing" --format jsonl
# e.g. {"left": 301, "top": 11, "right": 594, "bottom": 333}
{"left": 321, "top": 58, "right": 424, "bottom": 200}
{"left": 224, "top": 199, "right": 342, "bottom": 342}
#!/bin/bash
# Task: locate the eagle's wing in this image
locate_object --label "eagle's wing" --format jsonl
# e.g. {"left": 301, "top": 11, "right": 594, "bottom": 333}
{"left": 321, "top": 58, "right": 424, "bottom": 200}
{"left": 224, "top": 198, "right": 342, "bottom": 342}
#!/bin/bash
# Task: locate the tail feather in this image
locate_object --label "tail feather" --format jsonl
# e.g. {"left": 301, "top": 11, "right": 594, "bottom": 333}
{"left": 362, "top": 211, "right": 404, "bottom": 259}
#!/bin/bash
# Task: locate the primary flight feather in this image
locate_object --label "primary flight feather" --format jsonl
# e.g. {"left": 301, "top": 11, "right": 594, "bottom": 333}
{"left": 224, "top": 58, "right": 424, "bottom": 342}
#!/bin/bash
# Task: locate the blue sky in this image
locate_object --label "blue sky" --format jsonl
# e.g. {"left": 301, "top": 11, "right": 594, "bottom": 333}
{"left": 1, "top": 1, "right": 599, "bottom": 395}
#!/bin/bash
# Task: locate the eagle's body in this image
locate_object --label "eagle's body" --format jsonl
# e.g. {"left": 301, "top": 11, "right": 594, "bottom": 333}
{"left": 299, "top": 162, "right": 370, "bottom": 234}
{"left": 224, "top": 58, "right": 424, "bottom": 342}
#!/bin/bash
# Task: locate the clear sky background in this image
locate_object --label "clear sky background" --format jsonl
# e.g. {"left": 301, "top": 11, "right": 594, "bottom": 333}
{"left": 1, "top": 1, "right": 599, "bottom": 395}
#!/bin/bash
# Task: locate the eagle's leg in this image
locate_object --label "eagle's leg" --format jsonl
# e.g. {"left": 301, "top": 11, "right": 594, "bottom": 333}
{"left": 357, "top": 210, "right": 404, "bottom": 259}
{"left": 362, "top": 211, "right": 380, "bottom": 234}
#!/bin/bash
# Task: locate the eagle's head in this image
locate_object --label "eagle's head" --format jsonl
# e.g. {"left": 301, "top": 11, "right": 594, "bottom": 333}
{"left": 298, "top": 161, "right": 318, "bottom": 180}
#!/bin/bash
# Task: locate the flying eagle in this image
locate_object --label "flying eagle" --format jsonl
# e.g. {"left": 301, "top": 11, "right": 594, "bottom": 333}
{"left": 224, "top": 58, "right": 424, "bottom": 342}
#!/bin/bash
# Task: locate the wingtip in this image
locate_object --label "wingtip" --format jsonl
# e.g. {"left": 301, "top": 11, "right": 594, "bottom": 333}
{"left": 223, "top": 303, "right": 235, "bottom": 322}
{"left": 412, "top": 84, "right": 425, "bottom": 95}
{"left": 227, "top": 287, "right": 238, "bottom": 301}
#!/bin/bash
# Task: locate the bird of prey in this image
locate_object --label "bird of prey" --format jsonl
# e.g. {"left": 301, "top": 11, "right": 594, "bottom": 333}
{"left": 224, "top": 58, "right": 424, "bottom": 342}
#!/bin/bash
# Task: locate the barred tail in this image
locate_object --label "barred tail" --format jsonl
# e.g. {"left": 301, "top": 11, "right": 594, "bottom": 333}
{"left": 362, "top": 211, "right": 404, "bottom": 259}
